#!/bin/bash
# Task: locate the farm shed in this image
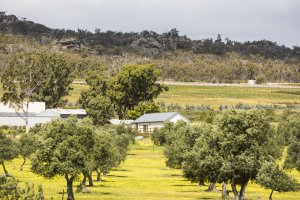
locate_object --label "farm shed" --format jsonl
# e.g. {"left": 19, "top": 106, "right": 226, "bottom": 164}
{"left": 132, "top": 112, "right": 189, "bottom": 134}
{"left": 0, "top": 102, "right": 87, "bottom": 128}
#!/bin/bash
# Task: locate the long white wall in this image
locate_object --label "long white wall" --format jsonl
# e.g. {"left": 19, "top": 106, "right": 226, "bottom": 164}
{"left": 0, "top": 102, "right": 45, "bottom": 113}
{"left": 0, "top": 116, "right": 58, "bottom": 128}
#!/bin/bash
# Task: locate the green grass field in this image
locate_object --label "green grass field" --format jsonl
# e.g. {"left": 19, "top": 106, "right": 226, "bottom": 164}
{"left": 1, "top": 83, "right": 300, "bottom": 109}
{"left": 66, "top": 84, "right": 300, "bottom": 109}
{"left": 156, "top": 85, "right": 300, "bottom": 109}
{"left": 2, "top": 138, "right": 300, "bottom": 200}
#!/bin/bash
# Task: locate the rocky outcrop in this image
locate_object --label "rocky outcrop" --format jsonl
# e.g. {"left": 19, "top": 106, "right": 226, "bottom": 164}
{"left": 54, "top": 38, "right": 81, "bottom": 50}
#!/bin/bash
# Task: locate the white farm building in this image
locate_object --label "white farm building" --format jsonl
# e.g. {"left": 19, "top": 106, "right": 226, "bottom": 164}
{"left": 0, "top": 102, "right": 86, "bottom": 128}
{"left": 132, "top": 112, "right": 189, "bottom": 134}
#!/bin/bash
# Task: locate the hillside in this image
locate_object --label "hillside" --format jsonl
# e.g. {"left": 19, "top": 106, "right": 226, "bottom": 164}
{"left": 0, "top": 12, "right": 299, "bottom": 83}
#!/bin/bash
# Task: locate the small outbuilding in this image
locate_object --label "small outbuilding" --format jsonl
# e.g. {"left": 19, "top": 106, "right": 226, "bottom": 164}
{"left": 132, "top": 112, "right": 189, "bottom": 134}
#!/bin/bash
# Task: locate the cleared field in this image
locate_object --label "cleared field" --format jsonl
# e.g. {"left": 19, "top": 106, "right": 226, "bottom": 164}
{"left": 156, "top": 85, "right": 300, "bottom": 109}
{"left": 1, "top": 83, "right": 299, "bottom": 109}
{"left": 1, "top": 138, "right": 300, "bottom": 200}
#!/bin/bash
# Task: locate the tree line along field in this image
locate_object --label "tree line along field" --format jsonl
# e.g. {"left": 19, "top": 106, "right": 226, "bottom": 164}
{"left": 1, "top": 138, "right": 300, "bottom": 200}
{"left": 67, "top": 83, "right": 300, "bottom": 110}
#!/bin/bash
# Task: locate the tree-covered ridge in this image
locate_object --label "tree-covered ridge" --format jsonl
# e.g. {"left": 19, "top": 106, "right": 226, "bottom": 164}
{"left": 0, "top": 12, "right": 299, "bottom": 59}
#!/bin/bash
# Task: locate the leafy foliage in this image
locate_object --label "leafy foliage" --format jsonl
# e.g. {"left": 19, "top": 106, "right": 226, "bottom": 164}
{"left": 0, "top": 131, "right": 19, "bottom": 176}
{"left": 109, "top": 64, "right": 168, "bottom": 118}
{"left": 257, "top": 163, "right": 299, "bottom": 200}
{"left": 0, "top": 176, "right": 44, "bottom": 200}
{"left": 31, "top": 116, "right": 96, "bottom": 200}
{"left": 31, "top": 52, "right": 75, "bottom": 108}
{"left": 127, "top": 101, "right": 160, "bottom": 120}
{"left": 79, "top": 73, "right": 114, "bottom": 125}
{"left": 18, "top": 133, "right": 39, "bottom": 171}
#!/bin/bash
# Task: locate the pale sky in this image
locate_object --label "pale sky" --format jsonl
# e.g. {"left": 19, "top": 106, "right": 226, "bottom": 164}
{"left": 1, "top": 0, "right": 299, "bottom": 47}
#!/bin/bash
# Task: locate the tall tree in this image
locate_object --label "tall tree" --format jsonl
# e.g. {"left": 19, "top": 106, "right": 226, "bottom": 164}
{"left": 31, "top": 52, "right": 75, "bottom": 108}
{"left": 79, "top": 73, "right": 114, "bottom": 125}
{"left": 109, "top": 64, "right": 168, "bottom": 119}
{"left": 1, "top": 52, "right": 46, "bottom": 132}
{"left": 31, "top": 117, "right": 95, "bottom": 200}
{"left": 1, "top": 52, "right": 75, "bottom": 132}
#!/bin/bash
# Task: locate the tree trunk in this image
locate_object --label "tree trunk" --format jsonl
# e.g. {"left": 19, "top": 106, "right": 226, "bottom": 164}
{"left": 65, "top": 175, "right": 74, "bottom": 200}
{"left": 269, "top": 189, "right": 273, "bottom": 200}
{"left": 2, "top": 163, "right": 9, "bottom": 177}
{"left": 222, "top": 182, "right": 229, "bottom": 197}
{"left": 205, "top": 182, "right": 217, "bottom": 192}
{"left": 20, "top": 158, "right": 26, "bottom": 171}
{"left": 231, "top": 181, "right": 239, "bottom": 200}
{"left": 81, "top": 173, "right": 87, "bottom": 186}
{"left": 87, "top": 172, "right": 93, "bottom": 186}
{"left": 199, "top": 180, "right": 206, "bottom": 186}
{"left": 238, "top": 182, "right": 248, "bottom": 200}
{"left": 25, "top": 104, "right": 30, "bottom": 133}
{"left": 96, "top": 170, "right": 101, "bottom": 182}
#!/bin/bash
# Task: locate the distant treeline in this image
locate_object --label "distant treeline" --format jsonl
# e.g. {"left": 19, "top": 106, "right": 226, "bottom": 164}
{"left": 1, "top": 12, "right": 300, "bottom": 60}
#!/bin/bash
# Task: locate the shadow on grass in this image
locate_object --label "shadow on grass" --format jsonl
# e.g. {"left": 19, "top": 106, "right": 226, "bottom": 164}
{"left": 108, "top": 175, "right": 128, "bottom": 178}
{"left": 112, "top": 169, "right": 130, "bottom": 172}
{"left": 92, "top": 184, "right": 112, "bottom": 188}
{"left": 127, "top": 153, "right": 138, "bottom": 156}
{"left": 100, "top": 192, "right": 112, "bottom": 195}
{"left": 172, "top": 184, "right": 194, "bottom": 187}
{"left": 95, "top": 179, "right": 115, "bottom": 183}
{"left": 170, "top": 174, "right": 181, "bottom": 177}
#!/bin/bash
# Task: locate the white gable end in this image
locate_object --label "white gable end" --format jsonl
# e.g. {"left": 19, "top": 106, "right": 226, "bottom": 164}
{"left": 169, "top": 113, "right": 190, "bottom": 123}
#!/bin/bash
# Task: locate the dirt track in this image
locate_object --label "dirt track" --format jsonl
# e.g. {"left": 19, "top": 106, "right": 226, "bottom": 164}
{"left": 157, "top": 81, "right": 300, "bottom": 89}
{"left": 73, "top": 80, "right": 300, "bottom": 89}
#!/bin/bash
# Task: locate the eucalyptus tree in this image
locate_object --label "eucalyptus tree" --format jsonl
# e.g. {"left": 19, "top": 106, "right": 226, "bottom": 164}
{"left": 108, "top": 64, "right": 168, "bottom": 119}
{"left": 1, "top": 52, "right": 46, "bottom": 132}
{"left": 79, "top": 73, "right": 114, "bottom": 125}
{"left": 1, "top": 52, "right": 75, "bottom": 132}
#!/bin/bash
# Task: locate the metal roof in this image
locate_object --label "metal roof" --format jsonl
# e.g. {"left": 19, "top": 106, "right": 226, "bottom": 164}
{"left": 47, "top": 109, "right": 87, "bottom": 115}
{"left": 35, "top": 109, "right": 87, "bottom": 117}
{"left": 133, "top": 112, "right": 178, "bottom": 123}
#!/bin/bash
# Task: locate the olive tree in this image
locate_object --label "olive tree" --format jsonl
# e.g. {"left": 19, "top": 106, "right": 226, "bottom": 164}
{"left": 0, "top": 131, "right": 19, "bottom": 176}
{"left": 178, "top": 110, "right": 282, "bottom": 200}
{"left": 18, "top": 133, "right": 38, "bottom": 171}
{"left": 257, "top": 162, "right": 299, "bottom": 200}
{"left": 31, "top": 116, "right": 95, "bottom": 200}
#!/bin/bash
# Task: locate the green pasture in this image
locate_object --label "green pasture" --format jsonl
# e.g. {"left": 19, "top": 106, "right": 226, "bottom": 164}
{"left": 156, "top": 85, "right": 300, "bottom": 109}
{"left": 1, "top": 83, "right": 300, "bottom": 109}
{"left": 1, "top": 138, "right": 300, "bottom": 200}
{"left": 66, "top": 84, "right": 300, "bottom": 109}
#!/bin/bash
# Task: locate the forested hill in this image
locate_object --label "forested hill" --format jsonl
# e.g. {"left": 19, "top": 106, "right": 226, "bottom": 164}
{"left": 1, "top": 12, "right": 299, "bottom": 59}
{"left": 0, "top": 12, "right": 299, "bottom": 83}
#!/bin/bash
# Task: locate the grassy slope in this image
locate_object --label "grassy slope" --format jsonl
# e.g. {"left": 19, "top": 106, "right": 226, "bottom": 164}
{"left": 1, "top": 138, "right": 300, "bottom": 200}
